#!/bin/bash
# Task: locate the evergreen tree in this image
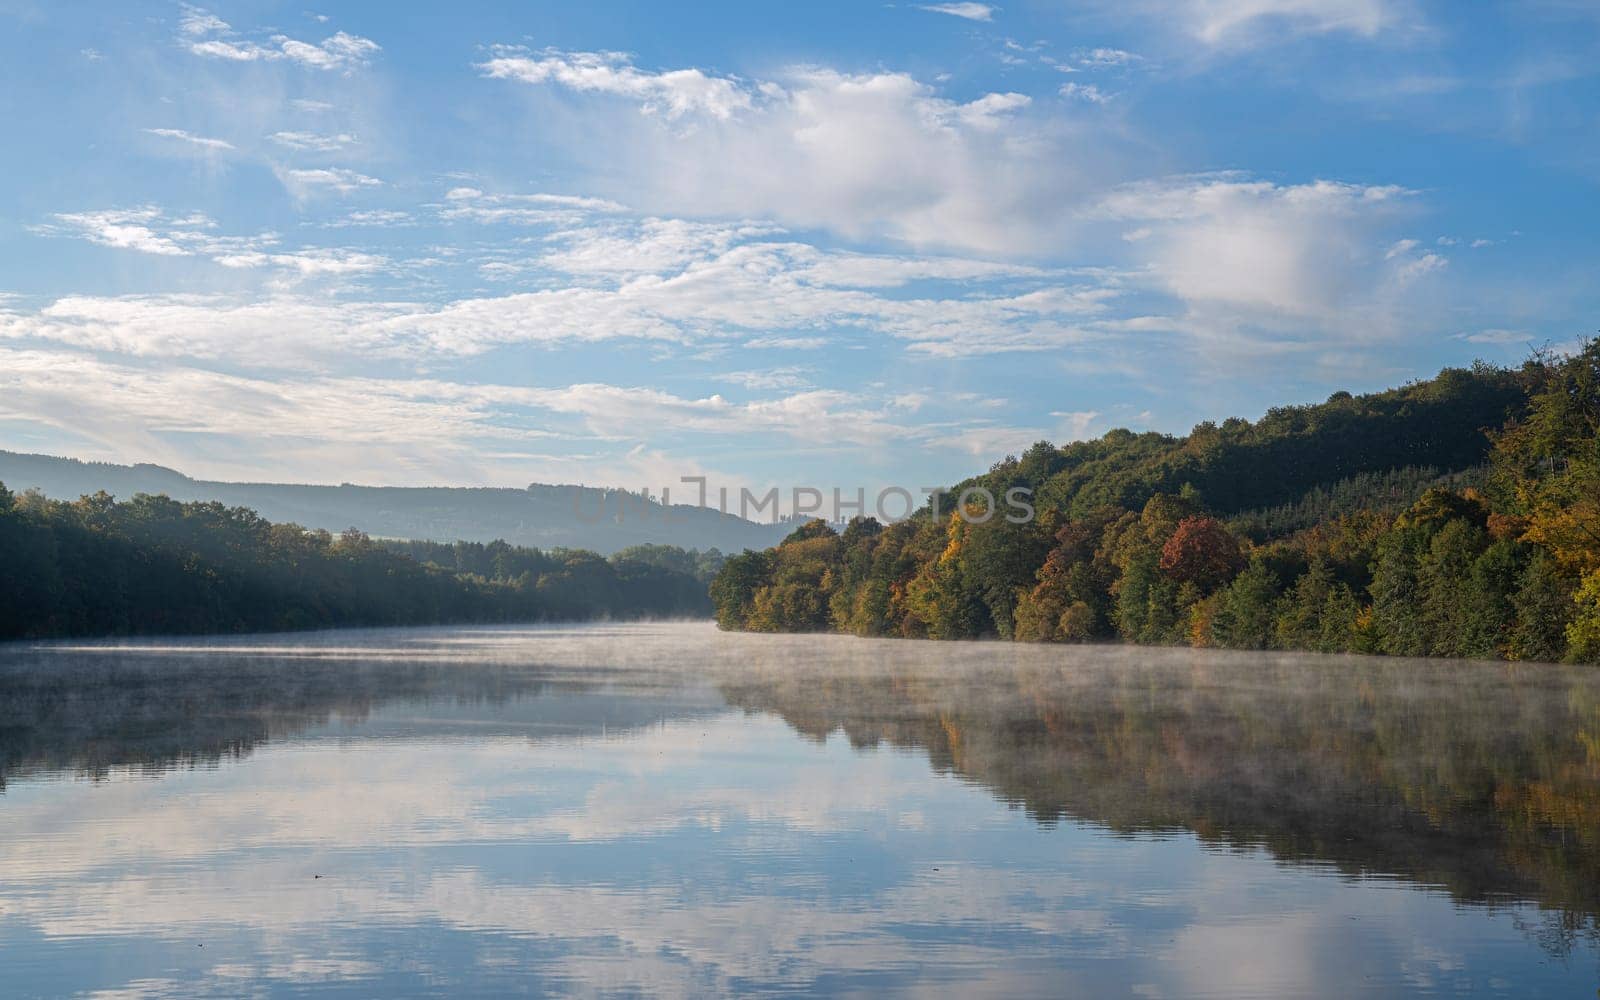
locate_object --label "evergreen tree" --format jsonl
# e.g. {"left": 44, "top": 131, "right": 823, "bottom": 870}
{"left": 1211, "top": 557, "right": 1280, "bottom": 650}
{"left": 1508, "top": 550, "right": 1574, "bottom": 662}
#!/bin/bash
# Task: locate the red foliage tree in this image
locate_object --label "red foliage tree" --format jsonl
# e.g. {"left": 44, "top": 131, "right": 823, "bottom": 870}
{"left": 1158, "top": 515, "right": 1243, "bottom": 591}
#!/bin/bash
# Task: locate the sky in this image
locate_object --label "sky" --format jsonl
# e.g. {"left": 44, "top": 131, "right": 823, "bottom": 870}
{"left": 0, "top": 1, "right": 1597, "bottom": 502}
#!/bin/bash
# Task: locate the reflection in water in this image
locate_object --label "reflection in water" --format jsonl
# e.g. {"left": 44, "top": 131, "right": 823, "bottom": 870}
{"left": 0, "top": 623, "right": 1597, "bottom": 997}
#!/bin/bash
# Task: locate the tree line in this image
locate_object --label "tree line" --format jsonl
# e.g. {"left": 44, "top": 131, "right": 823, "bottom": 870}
{"left": 712, "top": 341, "right": 1600, "bottom": 663}
{"left": 0, "top": 488, "right": 722, "bottom": 639}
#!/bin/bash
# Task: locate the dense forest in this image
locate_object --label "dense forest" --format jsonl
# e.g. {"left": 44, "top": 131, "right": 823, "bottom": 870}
{"left": 712, "top": 340, "right": 1600, "bottom": 663}
{"left": 0, "top": 487, "right": 722, "bottom": 639}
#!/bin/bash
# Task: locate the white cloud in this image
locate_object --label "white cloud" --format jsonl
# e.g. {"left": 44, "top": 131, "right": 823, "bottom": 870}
{"left": 0, "top": 295, "right": 414, "bottom": 364}
{"left": 278, "top": 31, "right": 379, "bottom": 71}
{"left": 178, "top": 5, "right": 230, "bottom": 37}
{"left": 1050, "top": 409, "right": 1102, "bottom": 440}
{"left": 1075, "top": 47, "right": 1143, "bottom": 67}
{"left": 1139, "top": 0, "right": 1411, "bottom": 47}
{"left": 320, "top": 210, "right": 414, "bottom": 228}
{"left": 1099, "top": 175, "right": 1412, "bottom": 320}
{"left": 31, "top": 208, "right": 398, "bottom": 285}
{"left": 743, "top": 335, "right": 831, "bottom": 351}
{"left": 1455, "top": 328, "right": 1529, "bottom": 346}
{"left": 1394, "top": 251, "right": 1447, "bottom": 283}
{"left": 187, "top": 38, "right": 267, "bottom": 62}
{"left": 716, "top": 368, "right": 814, "bottom": 390}
{"left": 955, "top": 91, "right": 1031, "bottom": 129}
{"left": 438, "top": 187, "right": 628, "bottom": 226}
{"left": 143, "top": 127, "right": 235, "bottom": 151}
{"left": 213, "top": 249, "right": 390, "bottom": 276}
{"left": 536, "top": 218, "right": 780, "bottom": 276}
{"left": 478, "top": 48, "right": 753, "bottom": 121}
{"left": 0, "top": 347, "right": 576, "bottom": 483}
{"left": 37, "top": 208, "right": 192, "bottom": 257}
{"left": 0, "top": 344, "right": 1015, "bottom": 486}
{"left": 277, "top": 167, "right": 384, "bottom": 197}
{"left": 28, "top": 180, "right": 1446, "bottom": 373}
{"left": 1060, "top": 82, "right": 1113, "bottom": 104}
{"left": 485, "top": 56, "right": 1111, "bottom": 254}
{"left": 180, "top": 7, "right": 379, "bottom": 72}
{"left": 918, "top": 3, "right": 997, "bottom": 21}
{"left": 511, "top": 384, "right": 930, "bottom": 447}
{"left": 268, "top": 130, "right": 356, "bottom": 151}
{"left": 13, "top": 201, "right": 1124, "bottom": 364}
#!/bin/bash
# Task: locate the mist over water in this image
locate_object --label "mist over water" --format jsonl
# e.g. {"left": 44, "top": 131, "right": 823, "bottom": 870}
{"left": 1, "top": 622, "right": 1597, "bottom": 997}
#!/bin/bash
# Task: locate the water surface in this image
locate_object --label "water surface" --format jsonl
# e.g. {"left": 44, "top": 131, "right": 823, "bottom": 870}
{"left": 1, "top": 622, "right": 1597, "bottom": 997}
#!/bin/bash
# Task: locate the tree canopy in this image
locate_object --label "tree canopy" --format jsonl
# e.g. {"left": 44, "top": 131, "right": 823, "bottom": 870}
{"left": 712, "top": 345, "right": 1600, "bottom": 664}
{"left": 0, "top": 489, "right": 717, "bottom": 639}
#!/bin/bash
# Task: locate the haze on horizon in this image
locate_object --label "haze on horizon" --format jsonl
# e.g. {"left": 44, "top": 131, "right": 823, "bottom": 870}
{"left": 1, "top": 0, "right": 1597, "bottom": 499}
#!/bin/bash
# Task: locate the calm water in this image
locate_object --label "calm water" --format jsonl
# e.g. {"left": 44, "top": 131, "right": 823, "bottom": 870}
{"left": 1, "top": 623, "right": 1598, "bottom": 998}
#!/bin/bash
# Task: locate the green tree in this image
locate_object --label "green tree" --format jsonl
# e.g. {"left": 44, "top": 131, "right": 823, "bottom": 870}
{"left": 1567, "top": 570, "right": 1600, "bottom": 664}
{"left": 1275, "top": 556, "right": 1334, "bottom": 650}
{"left": 1508, "top": 550, "right": 1575, "bottom": 662}
{"left": 1211, "top": 556, "right": 1279, "bottom": 650}
{"left": 708, "top": 549, "right": 775, "bottom": 630}
{"left": 1370, "top": 524, "right": 1428, "bottom": 656}
{"left": 962, "top": 517, "right": 1050, "bottom": 639}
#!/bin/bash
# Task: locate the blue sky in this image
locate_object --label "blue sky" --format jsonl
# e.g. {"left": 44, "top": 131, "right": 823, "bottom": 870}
{"left": 0, "top": 1, "right": 1597, "bottom": 501}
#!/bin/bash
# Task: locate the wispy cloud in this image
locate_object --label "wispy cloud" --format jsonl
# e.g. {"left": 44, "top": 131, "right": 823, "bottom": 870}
{"left": 179, "top": 6, "right": 380, "bottom": 72}
{"left": 1111, "top": 0, "right": 1416, "bottom": 49}
{"left": 715, "top": 367, "right": 815, "bottom": 390}
{"left": 1455, "top": 328, "right": 1530, "bottom": 346}
{"left": 478, "top": 47, "right": 752, "bottom": 120}
{"left": 35, "top": 208, "right": 193, "bottom": 257}
{"left": 320, "top": 210, "right": 415, "bottom": 229}
{"left": 143, "top": 127, "right": 235, "bottom": 151}
{"left": 213, "top": 249, "right": 390, "bottom": 276}
{"left": 1060, "top": 83, "right": 1113, "bottom": 104}
{"left": 269, "top": 130, "right": 356, "bottom": 152}
{"left": 32, "top": 207, "right": 388, "bottom": 280}
{"left": 918, "top": 3, "right": 997, "bottom": 22}
{"left": 8, "top": 208, "right": 1116, "bottom": 362}
{"left": 439, "top": 187, "right": 628, "bottom": 225}
{"left": 276, "top": 167, "right": 384, "bottom": 197}
{"left": 1075, "top": 47, "right": 1142, "bottom": 67}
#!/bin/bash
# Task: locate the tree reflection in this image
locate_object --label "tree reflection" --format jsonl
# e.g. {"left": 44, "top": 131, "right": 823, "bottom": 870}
{"left": 3, "top": 632, "right": 1598, "bottom": 952}
{"left": 720, "top": 646, "right": 1600, "bottom": 942}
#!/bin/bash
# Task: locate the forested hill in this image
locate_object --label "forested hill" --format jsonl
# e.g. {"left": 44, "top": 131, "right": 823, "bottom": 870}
{"left": 0, "top": 488, "right": 723, "bottom": 639}
{"left": 711, "top": 345, "right": 1600, "bottom": 663}
{"left": 947, "top": 361, "right": 1526, "bottom": 519}
{"left": 0, "top": 451, "right": 791, "bottom": 556}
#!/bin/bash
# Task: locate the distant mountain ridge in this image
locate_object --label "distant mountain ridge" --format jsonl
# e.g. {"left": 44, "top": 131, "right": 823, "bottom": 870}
{"left": 0, "top": 450, "right": 791, "bottom": 555}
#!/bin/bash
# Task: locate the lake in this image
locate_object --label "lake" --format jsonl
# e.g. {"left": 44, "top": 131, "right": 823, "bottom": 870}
{"left": 1, "top": 621, "right": 1597, "bottom": 997}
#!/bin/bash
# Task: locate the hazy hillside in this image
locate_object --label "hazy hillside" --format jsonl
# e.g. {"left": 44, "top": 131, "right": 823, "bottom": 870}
{"left": 0, "top": 488, "right": 719, "bottom": 638}
{"left": 0, "top": 451, "right": 791, "bottom": 555}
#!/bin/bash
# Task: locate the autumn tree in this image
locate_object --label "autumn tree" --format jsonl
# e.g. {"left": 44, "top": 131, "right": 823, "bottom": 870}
{"left": 1158, "top": 515, "right": 1243, "bottom": 591}
{"left": 1492, "top": 338, "right": 1600, "bottom": 576}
